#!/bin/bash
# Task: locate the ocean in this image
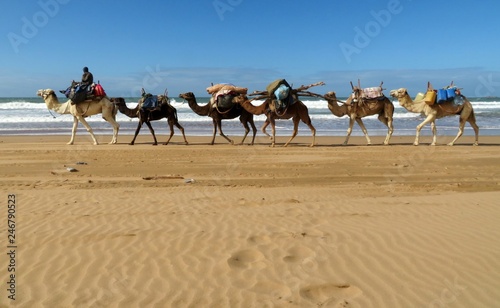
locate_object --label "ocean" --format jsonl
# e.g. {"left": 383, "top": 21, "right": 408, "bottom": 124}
{"left": 1, "top": 95, "right": 499, "bottom": 138}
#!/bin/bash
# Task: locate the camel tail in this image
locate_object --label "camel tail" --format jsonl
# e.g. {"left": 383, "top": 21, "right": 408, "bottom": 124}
{"left": 468, "top": 107, "right": 476, "bottom": 123}
{"left": 171, "top": 106, "right": 179, "bottom": 122}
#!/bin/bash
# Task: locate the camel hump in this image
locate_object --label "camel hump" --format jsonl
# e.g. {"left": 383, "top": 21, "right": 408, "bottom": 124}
{"left": 437, "top": 101, "right": 465, "bottom": 114}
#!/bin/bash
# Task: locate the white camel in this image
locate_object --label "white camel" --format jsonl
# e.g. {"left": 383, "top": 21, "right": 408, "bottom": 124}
{"left": 389, "top": 88, "right": 479, "bottom": 146}
{"left": 37, "top": 89, "right": 119, "bottom": 145}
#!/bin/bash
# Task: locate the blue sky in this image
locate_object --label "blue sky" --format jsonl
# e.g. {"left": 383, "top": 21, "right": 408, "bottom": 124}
{"left": 1, "top": 0, "right": 500, "bottom": 97}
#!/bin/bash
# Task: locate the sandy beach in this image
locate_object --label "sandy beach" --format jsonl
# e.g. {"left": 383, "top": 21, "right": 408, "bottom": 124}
{"left": 1, "top": 134, "right": 499, "bottom": 307}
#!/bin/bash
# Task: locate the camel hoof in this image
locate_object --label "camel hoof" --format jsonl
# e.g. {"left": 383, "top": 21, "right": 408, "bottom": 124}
{"left": 473, "top": 142, "right": 479, "bottom": 146}
{"left": 447, "top": 142, "right": 454, "bottom": 146}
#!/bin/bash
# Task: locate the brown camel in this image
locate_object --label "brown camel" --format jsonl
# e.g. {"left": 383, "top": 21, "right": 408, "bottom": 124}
{"left": 233, "top": 95, "right": 316, "bottom": 147}
{"left": 389, "top": 88, "right": 479, "bottom": 146}
{"left": 179, "top": 92, "right": 257, "bottom": 145}
{"left": 323, "top": 90, "right": 394, "bottom": 145}
{"left": 111, "top": 96, "right": 188, "bottom": 146}
{"left": 37, "top": 89, "right": 119, "bottom": 145}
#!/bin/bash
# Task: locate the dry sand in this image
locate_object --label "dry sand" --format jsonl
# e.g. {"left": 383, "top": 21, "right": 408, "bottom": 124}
{"left": 1, "top": 134, "right": 499, "bottom": 307}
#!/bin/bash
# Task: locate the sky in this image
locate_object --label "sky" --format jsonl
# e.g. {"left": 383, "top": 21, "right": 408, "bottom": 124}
{"left": 1, "top": 0, "right": 500, "bottom": 97}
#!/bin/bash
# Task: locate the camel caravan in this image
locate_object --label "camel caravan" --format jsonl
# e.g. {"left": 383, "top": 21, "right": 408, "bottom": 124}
{"left": 38, "top": 78, "right": 479, "bottom": 146}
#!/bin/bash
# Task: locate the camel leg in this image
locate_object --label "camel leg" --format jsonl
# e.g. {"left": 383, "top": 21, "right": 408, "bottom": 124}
{"left": 174, "top": 122, "right": 189, "bottom": 145}
{"left": 217, "top": 122, "right": 234, "bottom": 145}
{"left": 378, "top": 114, "right": 393, "bottom": 145}
{"left": 164, "top": 119, "right": 175, "bottom": 145}
{"left": 448, "top": 117, "right": 468, "bottom": 146}
{"left": 269, "top": 117, "right": 276, "bottom": 147}
{"left": 304, "top": 118, "right": 316, "bottom": 147}
{"left": 248, "top": 119, "right": 257, "bottom": 145}
{"left": 238, "top": 114, "right": 256, "bottom": 145}
{"left": 469, "top": 119, "right": 479, "bottom": 146}
{"left": 284, "top": 117, "right": 300, "bottom": 147}
{"left": 77, "top": 116, "right": 99, "bottom": 145}
{"left": 415, "top": 115, "right": 436, "bottom": 146}
{"left": 238, "top": 121, "right": 250, "bottom": 145}
{"left": 343, "top": 116, "right": 356, "bottom": 145}
{"left": 430, "top": 121, "right": 437, "bottom": 146}
{"left": 68, "top": 117, "right": 78, "bottom": 145}
{"left": 144, "top": 121, "right": 158, "bottom": 146}
{"left": 102, "top": 107, "right": 119, "bottom": 144}
{"left": 355, "top": 118, "right": 371, "bottom": 145}
{"left": 102, "top": 116, "right": 119, "bottom": 144}
{"left": 129, "top": 121, "right": 143, "bottom": 145}
{"left": 210, "top": 119, "right": 218, "bottom": 145}
{"left": 261, "top": 120, "right": 272, "bottom": 139}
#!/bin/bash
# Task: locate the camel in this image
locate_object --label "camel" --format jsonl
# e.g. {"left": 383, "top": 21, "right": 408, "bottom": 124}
{"left": 233, "top": 95, "right": 316, "bottom": 147}
{"left": 111, "top": 96, "right": 188, "bottom": 146}
{"left": 389, "top": 88, "right": 479, "bottom": 146}
{"left": 179, "top": 92, "right": 257, "bottom": 145}
{"left": 322, "top": 90, "right": 394, "bottom": 145}
{"left": 37, "top": 89, "right": 119, "bottom": 145}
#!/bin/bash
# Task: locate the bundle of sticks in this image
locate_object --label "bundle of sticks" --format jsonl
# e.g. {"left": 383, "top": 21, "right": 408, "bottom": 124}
{"left": 248, "top": 81, "right": 325, "bottom": 101}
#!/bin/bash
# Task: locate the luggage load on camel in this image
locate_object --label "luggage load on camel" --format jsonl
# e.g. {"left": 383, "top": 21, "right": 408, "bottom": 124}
{"left": 362, "top": 86, "right": 384, "bottom": 99}
{"left": 266, "top": 79, "right": 295, "bottom": 112}
{"left": 425, "top": 82, "right": 464, "bottom": 106}
{"left": 206, "top": 83, "right": 248, "bottom": 110}
{"left": 350, "top": 80, "right": 386, "bottom": 103}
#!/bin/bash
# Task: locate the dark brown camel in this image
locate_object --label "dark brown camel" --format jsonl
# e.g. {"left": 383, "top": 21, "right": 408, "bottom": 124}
{"left": 179, "top": 92, "right": 257, "bottom": 145}
{"left": 111, "top": 96, "right": 188, "bottom": 145}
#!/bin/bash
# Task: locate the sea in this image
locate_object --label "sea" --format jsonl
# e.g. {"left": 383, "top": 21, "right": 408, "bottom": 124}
{"left": 1, "top": 95, "right": 499, "bottom": 138}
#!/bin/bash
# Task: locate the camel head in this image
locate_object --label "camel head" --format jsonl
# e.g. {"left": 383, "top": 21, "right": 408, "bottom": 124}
{"left": 389, "top": 88, "right": 408, "bottom": 99}
{"left": 323, "top": 91, "right": 337, "bottom": 101}
{"left": 109, "top": 97, "right": 126, "bottom": 106}
{"left": 231, "top": 94, "right": 248, "bottom": 104}
{"left": 179, "top": 92, "right": 195, "bottom": 100}
{"left": 37, "top": 89, "right": 56, "bottom": 100}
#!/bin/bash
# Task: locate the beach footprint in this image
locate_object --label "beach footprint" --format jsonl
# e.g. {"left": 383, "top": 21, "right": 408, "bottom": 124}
{"left": 283, "top": 245, "right": 316, "bottom": 264}
{"left": 227, "top": 249, "right": 265, "bottom": 270}
{"left": 299, "top": 283, "right": 362, "bottom": 306}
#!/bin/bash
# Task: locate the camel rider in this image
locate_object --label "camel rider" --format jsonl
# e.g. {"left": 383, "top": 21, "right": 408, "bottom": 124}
{"left": 81, "top": 67, "right": 94, "bottom": 95}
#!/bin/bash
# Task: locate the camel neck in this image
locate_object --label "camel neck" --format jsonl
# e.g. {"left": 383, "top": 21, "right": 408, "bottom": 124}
{"left": 401, "top": 95, "right": 426, "bottom": 113}
{"left": 327, "top": 99, "right": 347, "bottom": 117}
